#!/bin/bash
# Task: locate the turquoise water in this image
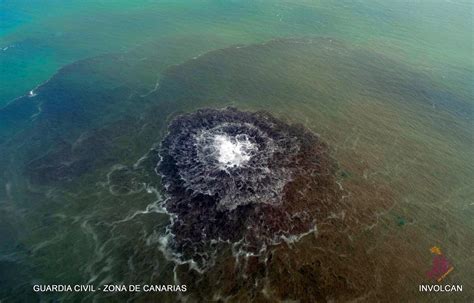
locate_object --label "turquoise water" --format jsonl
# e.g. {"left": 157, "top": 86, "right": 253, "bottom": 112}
{"left": 1, "top": 1, "right": 472, "bottom": 105}
{"left": 0, "top": 1, "right": 473, "bottom": 302}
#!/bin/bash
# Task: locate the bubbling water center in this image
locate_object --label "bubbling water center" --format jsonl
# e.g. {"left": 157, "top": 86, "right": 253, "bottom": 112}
{"left": 213, "top": 134, "right": 256, "bottom": 169}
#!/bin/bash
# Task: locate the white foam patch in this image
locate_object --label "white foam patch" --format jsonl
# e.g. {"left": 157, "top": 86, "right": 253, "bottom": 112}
{"left": 213, "top": 134, "right": 256, "bottom": 169}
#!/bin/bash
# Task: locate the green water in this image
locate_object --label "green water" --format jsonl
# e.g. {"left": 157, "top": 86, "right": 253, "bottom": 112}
{"left": 1, "top": 0, "right": 472, "bottom": 105}
{"left": 0, "top": 1, "right": 473, "bottom": 302}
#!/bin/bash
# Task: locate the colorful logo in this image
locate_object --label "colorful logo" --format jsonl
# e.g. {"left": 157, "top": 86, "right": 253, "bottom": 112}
{"left": 426, "top": 246, "right": 454, "bottom": 282}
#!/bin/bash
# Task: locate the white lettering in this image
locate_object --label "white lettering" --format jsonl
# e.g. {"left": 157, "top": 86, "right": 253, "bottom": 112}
{"left": 142, "top": 284, "right": 187, "bottom": 292}
{"left": 419, "top": 284, "right": 463, "bottom": 292}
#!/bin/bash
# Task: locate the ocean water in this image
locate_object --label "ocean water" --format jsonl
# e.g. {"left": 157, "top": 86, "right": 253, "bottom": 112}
{"left": 0, "top": 1, "right": 473, "bottom": 302}
{"left": 1, "top": 0, "right": 472, "bottom": 105}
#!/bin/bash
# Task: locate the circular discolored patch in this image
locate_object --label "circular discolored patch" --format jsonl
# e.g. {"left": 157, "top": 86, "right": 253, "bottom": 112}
{"left": 157, "top": 107, "right": 343, "bottom": 265}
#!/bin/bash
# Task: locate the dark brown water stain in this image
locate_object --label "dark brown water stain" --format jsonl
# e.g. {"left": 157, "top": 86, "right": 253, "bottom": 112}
{"left": 157, "top": 107, "right": 343, "bottom": 267}
{"left": 1, "top": 37, "right": 472, "bottom": 302}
